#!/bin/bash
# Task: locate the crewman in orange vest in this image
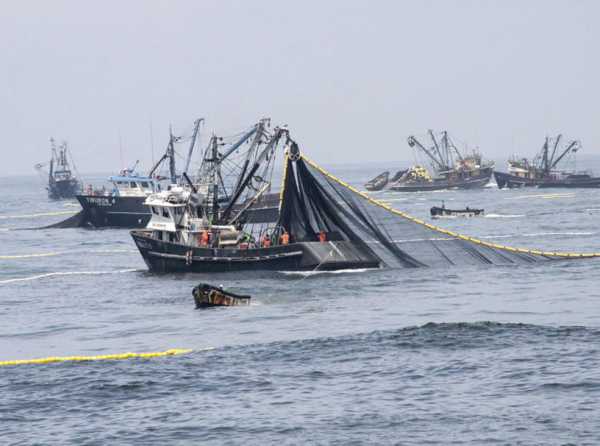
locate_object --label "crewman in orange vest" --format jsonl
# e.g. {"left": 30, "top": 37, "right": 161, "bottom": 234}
{"left": 280, "top": 231, "right": 290, "bottom": 245}
{"left": 318, "top": 230, "right": 327, "bottom": 243}
{"left": 261, "top": 234, "right": 271, "bottom": 248}
{"left": 200, "top": 230, "right": 210, "bottom": 246}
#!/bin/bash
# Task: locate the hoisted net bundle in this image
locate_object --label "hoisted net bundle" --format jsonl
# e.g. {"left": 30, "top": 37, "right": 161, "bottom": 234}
{"left": 278, "top": 153, "right": 600, "bottom": 269}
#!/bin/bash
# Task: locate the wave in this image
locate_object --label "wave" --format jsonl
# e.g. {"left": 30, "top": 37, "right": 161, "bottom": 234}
{"left": 0, "top": 269, "right": 140, "bottom": 285}
{"left": 278, "top": 268, "right": 373, "bottom": 278}
{"left": 505, "top": 193, "right": 576, "bottom": 200}
{"left": 484, "top": 213, "right": 524, "bottom": 219}
{"left": 479, "top": 231, "right": 596, "bottom": 240}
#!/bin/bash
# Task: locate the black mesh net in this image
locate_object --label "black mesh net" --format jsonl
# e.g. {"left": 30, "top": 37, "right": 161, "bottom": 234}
{"left": 278, "top": 155, "right": 599, "bottom": 268}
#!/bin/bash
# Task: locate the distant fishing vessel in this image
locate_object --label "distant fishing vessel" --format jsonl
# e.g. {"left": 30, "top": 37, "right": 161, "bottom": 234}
{"left": 389, "top": 130, "right": 494, "bottom": 192}
{"left": 35, "top": 139, "right": 81, "bottom": 199}
{"left": 494, "top": 135, "right": 600, "bottom": 189}
{"left": 364, "top": 169, "right": 407, "bottom": 191}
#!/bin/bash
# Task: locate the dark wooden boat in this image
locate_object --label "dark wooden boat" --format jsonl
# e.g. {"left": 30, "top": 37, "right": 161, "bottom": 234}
{"left": 193, "top": 283, "right": 251, "bottom": 307}
{"left": 430, "top": 205, "right": 484, "bottom": 219}
{"left": 365, "top": 171, "right": 389, "bottom": 191}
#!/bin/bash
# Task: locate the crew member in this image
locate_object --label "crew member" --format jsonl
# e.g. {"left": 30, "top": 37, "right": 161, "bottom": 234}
{"left": 261, "top": 233, "right": 271, "bottom": 248}
{"left": 318, "top": 230, "right": 327, "bottom": 243}
{"left": 280, "top": 231, "right": 290, "bottom": 245}
{"left": 199, "top": 230, "right": 210, "bottom": 246}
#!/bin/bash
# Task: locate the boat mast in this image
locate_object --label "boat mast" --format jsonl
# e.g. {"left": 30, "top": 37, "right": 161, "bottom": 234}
{"left": 541, "top": 137, "right": 550, "bottom": 173}
{"left": 182, "top": 118, "right": 204, "bottom": 179}
{"left": 49, "top": 138, "right": 56, "bottom": 180}
{"left": 231, "top": 119, "right": 268, "bottom": 198}
{"left": 428, "top": 130, "right": 447, "bottom": 169}
{"left": 208, "top": 136, "right": 220, "bottom": 221}
{"left": 219, "top": 126, "right": 287, "bottom": 223}
{"left": 168, "top": 126, "right": 177, "bottom": 184}
{"left": 548, "top": 134, "right": 562, "bottom": 170}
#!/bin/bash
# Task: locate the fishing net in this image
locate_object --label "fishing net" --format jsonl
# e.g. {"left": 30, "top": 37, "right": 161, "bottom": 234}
{"left": 278, "top": 153, "right": 600, "bottom": 269}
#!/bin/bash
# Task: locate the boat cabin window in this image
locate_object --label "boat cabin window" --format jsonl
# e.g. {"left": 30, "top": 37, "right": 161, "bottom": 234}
{"left": 130, "top": 182, "right": 137, "bottom": 188}
{"left": 162, "top": 208, "right": 170, "bottom": 218}
{"left": 151, "top": 206, "right": 159, "bottom": 215}
{"left": 141, "top": 181, "right": 150, "bottom": 188}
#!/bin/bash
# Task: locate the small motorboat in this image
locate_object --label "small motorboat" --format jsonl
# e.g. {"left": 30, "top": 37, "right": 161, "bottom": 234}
{"left": 365, "top": 171, "right": 390, "bottom": 191}
{"left": 430, "top": 204, "right": 484, "bottom": 219}
{"left": 192, "top": 283, "right": 251, "bottom": 308}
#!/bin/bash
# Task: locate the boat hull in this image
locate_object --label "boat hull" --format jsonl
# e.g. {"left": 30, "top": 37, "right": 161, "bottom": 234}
{"left": 48, "top": 179, "right": 81, "bottom": 200}
{"left": 75, "top": 193, "right": 281, "bottom": 229}
{"left": 365, "top": 172, "right": 389, "bottom": 191}
{"left": 390, "top": 170, "right": 492, "bottom": 192}
{"left": 537, "top": 177, "right": 600, "bottom": 188}
{"left": 131, "top": 230, "right": 380, "bottom": 273}
{"left": 430, "top": 206, "right": 484, "bottom": 218}
{"left": 76, "top": 195, "right": 150, "bottom": 228}
{"left": 494, "top": 171, "right": 600, "bottom": 189}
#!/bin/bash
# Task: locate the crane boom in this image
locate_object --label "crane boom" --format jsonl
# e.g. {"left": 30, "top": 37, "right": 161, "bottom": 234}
{"left": 408, "top": 135, "right": 445, "bottom": 171}
{"left": 551, "top": 140, "right": 579, "bottom": 169}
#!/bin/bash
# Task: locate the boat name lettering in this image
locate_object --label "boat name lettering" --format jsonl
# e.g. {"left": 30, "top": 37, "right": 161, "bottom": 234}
{"left": 87, "top": 197, "right": 114, "bottom": 206}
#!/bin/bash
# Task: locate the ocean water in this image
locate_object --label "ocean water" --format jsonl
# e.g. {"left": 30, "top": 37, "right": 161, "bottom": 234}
{"left": 2, "top": 166, "right": 600, "bottom": 445}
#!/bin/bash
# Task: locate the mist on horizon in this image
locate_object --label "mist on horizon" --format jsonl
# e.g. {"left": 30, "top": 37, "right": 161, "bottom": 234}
{"left": 2, "top": 0, "right": 599, "bottom": 177}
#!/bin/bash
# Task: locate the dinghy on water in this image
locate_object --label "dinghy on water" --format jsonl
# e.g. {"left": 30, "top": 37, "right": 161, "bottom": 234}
{"left": 430, "top": 203, "right": 484, "bottom": 219}
{"left": 193, "top": 283, "right": 251, "bottom": 308}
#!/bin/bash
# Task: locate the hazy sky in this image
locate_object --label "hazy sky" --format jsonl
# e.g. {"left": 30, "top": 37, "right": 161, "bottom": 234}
{"left": 2, "top": 0, "right": 599, "bottom": 176}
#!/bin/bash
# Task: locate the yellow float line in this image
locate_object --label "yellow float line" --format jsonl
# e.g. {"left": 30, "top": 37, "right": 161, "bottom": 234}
{"left": 300, "top": 155, "right": 600, "bottom": 260}
{"left": 0, "top": 348, "right": 194, "bottom": 367}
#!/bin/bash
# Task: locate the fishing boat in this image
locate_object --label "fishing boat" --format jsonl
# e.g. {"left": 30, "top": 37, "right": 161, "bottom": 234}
{"left": 494, "top": 135, "right": 600, "bottom": 189}
{"left": 35, "top": 139, "right": 82, "bottom": 199}
{"left": 131, "top": 126, "right": 381, "bottom": 273}
{"left": 75, "top": 121, "right": 198, "bottom": 228}
{"left": 430, "top": 203, "right": 484, "bottom": 219}
{"left": 76, "top": 169, "right": 163, "bottom": 228}
{"left": 193, "top": 283, "right": 251, "bottom": 307}
{"left": 365, "top": 171, "right": 389, "bottom": 191}
{"left": 389, "top": 131, "right": 494, "bottom": 192}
